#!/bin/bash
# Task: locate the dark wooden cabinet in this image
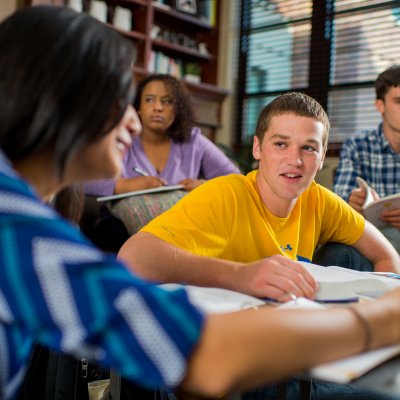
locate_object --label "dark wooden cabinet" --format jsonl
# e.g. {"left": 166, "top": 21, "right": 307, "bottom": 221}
{"left": 27, "top": 0, "right": 228, "bottom": 141}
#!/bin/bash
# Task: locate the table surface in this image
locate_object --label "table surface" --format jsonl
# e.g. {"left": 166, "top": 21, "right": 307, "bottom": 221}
{"left": 352, "top": 354, "right": 400, "bottom": 395}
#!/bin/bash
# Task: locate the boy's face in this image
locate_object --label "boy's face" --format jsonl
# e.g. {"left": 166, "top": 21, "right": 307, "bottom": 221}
{"left": 253, "top": 113, "right": 325, "bottom": 216}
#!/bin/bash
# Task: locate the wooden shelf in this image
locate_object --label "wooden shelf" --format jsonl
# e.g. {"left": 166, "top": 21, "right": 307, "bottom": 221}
{"left": 110, "top": 0, "right": 147, "bottom": 7}
{"left": 36, "top": 0, "right": 227, "bottom": 140}
{"left": 107, "top": 24, "right": 147, "bottom": 41}
{"left": 153, "top": 3, "right": 213, "bottom": 30}
{"left": 152, "top": 38, "right": 213, "bottom": 61}
{"left": 184, "top": 81, "right": 229, "bottom": 99}
{"left": 133, "top": 65, "right": 148, "bottom": 75}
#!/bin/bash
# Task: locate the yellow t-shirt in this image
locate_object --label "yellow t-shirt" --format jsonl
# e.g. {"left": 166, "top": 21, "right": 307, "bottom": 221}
{"left": 141, "top": 171, "right": 365, "bottom": 263}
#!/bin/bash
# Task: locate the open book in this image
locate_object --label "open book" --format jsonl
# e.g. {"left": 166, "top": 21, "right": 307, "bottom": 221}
{"left": 160, "top": 284, "right": 266, "bottom": 313}
{"left": 96, "top": 184, "right": 184, "bottom": 202}
{"left": 162, "top": 263, "right": 399, "bottom": 311}
{"left": 356, "top": 177, "right": 400, "bottom": 228}
{"left": 160, "top": 263, "right": 400, "bottom": 383}
{"left": 302, "top": 262, "right": 397, "bottom": 301}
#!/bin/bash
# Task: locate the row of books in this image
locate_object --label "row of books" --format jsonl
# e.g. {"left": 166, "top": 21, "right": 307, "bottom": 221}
{"left": 148, "top": 51, "right": 202, "bottom": 83}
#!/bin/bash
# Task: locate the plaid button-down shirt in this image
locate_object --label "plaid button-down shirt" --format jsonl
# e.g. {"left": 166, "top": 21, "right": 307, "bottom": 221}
{"left": 334, "top": 123, "right": 400, "bottom": 201}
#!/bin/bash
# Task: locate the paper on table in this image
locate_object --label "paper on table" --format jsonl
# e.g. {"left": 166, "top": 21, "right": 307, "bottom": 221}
{"left": 96, "top": 185, "right": 184, "bottom": 202}
{"left": 162, "top": 264, "right": 400, "bottom": 310}
{"left": 161, "top": 268, "right": 400, "bottom": 384}
{"left": 310, "top": 346, "right": 400, "bottom": 383}
{"left": 160, "top": 284, "right": 265, "bottom": 314}
{"left": 279, "top": 292, "right": 400, "bottom": 384}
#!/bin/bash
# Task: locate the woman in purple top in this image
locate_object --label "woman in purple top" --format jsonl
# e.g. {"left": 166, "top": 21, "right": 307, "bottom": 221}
{"left": 85, "top": 74, "right": 240, "bottom": 196}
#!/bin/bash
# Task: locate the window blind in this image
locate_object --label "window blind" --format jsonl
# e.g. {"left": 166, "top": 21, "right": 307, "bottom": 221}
{"left": 238, "top": 0, "right": 400, "bottom": 149}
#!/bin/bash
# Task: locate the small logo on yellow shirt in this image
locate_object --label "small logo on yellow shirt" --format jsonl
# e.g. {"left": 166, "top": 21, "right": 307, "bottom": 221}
{"left": 280, "top": 244, "right": 292, "bottom": 252}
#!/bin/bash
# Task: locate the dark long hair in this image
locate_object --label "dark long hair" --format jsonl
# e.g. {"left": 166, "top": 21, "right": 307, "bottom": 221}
{"left": 0, "top": 6, "right": 135, "bottom": 177}
{"left": 133, "top": 74, "right": 195, "bottom": 143}
{"left": 50, "top": 185, "right": 84, "bottom": 224}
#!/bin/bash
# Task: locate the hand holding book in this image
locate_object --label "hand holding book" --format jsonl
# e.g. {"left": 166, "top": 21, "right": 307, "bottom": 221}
{"left": 356, "top": 177, "right": 400, "bottom": 228}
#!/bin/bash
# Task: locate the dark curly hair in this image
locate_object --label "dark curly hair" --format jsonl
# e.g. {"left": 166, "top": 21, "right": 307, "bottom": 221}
{"left": 133, "top": 74, "right": 195, "bottom": 143}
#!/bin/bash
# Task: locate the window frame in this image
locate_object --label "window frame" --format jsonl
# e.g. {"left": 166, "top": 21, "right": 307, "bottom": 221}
{"left": 235, "top": 0, "right": 400, "bottom": 156}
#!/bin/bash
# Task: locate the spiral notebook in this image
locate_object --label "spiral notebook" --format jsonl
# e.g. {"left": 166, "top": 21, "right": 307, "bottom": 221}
{"left": 96, "top": 185, "right": 184, "bottom": 202}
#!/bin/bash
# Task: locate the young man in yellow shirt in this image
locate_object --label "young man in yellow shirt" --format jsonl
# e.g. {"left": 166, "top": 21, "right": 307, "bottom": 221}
{"left": 119, "top": 92, "right": 399, "bottom": 300}
{"left": 119, "top": 92, "right": 400, "bottom": 399}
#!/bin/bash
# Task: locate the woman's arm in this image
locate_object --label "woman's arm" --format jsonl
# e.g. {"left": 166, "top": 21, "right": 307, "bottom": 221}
{"left": 114, "top": 175, "right": 166, "bottom": 194}
{"left": 194, "top": 130, "right": 241, "bottom": 179}
{"left": 183, "top": 290, "right": 400, "bottom": 396}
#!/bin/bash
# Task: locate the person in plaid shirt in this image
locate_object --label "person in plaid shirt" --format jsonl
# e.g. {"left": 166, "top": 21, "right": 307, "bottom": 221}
{"left": 334, "top": 66, "right": 400, "bottom": 253}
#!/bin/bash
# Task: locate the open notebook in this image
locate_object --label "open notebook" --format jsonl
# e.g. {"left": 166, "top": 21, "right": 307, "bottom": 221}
{"left": 96, "top": 185, "right": 184, "bottom": 202}
{"left": 356, "top": 176, "right": 400, "bottom": 229}
{"left": 161, "top": 263, "right": 400, "bottom": 384}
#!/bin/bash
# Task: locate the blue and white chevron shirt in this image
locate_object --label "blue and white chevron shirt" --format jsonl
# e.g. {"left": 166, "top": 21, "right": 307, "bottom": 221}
{"left": 0, "top": 150, "right": 204, "bottom": 400}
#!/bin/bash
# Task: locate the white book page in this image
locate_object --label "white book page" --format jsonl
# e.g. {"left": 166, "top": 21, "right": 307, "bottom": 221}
{"left": 356, "top": 176, "right": 400, "bottom": 228}
{"left": 363, "top": 195, "right": 400, "bottom": 228}
{"left": 160, "top": 284, "right": 265, "bottom": 314}
{"left": 161, "top": 264, "right": 400, "bottom": 309}
{"left": 301, "top": 263, "right": 400, "bottom": 300}
{"left": 356, "top": 177, "right": 374, "bottom": 208}
{"left": 310, "top": 345, "right": 400, "bottom": 383}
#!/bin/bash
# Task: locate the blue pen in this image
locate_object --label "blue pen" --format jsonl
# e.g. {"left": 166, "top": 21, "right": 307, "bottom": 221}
{"left": 133, "top": 167, "right": 149, "bottom": 177}
{"left": 261, "top": 297, "right": 281, "bottom": 304}
{"left": 315, "top": 297, "right": 359, "bottom": 304}
{"left": 262, "top": 296, "right": 359, "bottom": 304}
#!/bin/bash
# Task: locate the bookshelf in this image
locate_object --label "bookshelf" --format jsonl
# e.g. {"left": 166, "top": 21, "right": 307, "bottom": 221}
{"left": 27, "top": 0, "right": 228, "bottom": 141}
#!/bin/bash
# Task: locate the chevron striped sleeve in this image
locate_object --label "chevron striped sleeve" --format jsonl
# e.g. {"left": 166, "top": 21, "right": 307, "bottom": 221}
{"left": 0, "top": 151, "right": 204, "bottom": 400}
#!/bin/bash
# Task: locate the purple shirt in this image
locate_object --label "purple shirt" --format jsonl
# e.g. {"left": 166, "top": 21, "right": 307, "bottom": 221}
{"left": 85, "top": 128, "right": 241, "bottom": 196}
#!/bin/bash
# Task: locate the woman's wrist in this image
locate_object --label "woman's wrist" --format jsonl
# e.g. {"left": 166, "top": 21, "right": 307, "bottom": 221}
{"left": 348, "top": 306, "right": 372, "bottom": 352}
{"left": 354, "top": 296, "right": 400, "bottom": 351}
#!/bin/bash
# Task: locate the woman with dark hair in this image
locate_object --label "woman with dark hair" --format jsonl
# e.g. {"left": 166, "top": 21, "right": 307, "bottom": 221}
{"left": 0, "top": 6, "right": 204, "bottom": 399}
{"left": 4, "top": 6, "right": 400, "bottom": 400}
{"left": 85, "top": 74, "right": 240, "bottom": 196}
